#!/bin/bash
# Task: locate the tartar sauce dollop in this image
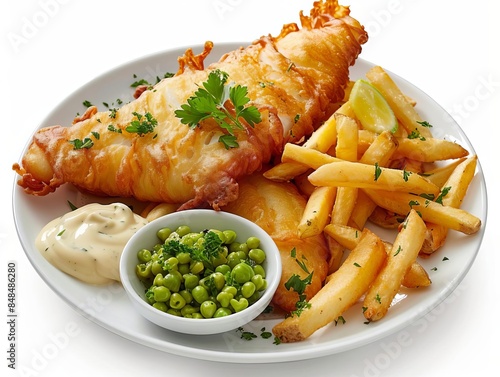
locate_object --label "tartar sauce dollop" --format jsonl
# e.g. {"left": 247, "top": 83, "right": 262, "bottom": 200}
{"left": 36, "top": 202, "right": 148, "bottom": 285}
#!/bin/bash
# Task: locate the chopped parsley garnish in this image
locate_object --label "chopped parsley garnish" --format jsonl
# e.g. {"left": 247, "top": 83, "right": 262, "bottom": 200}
{"left": 69, "top": 137, "right": 93, "bottom": 150}
{"left": 335, "top": 316, "right": 346, "bottom": 326}
{"left": 408, "top": 200, "right": 420, "bottom": 209}
{"left": 162, "top": 230, "right": 223, "bottom": 272}
{"left": 419, "top": 193, "right": 435, "bottom": 201}
{"left": 403, "top": 169, "right": 411, "bottom": 182}
{"left": 174, "top": 69, "right": 262, "bottom": 149}
{"left": 374, "top": 163, "right": 382, "bottom": 181}
{"left": 394, "top": 245, "right": 402, "bottom": 256}
{"left": 108, "top": 124, "right": 122, "bottom": 133}
{"left": 417, "top": 120, "right": 433, "bottom": 128}
{"left": 130, "top": 78, "right": 151, "bottom": 88}
{"left": 131, "top": 72, "right": 174, "bottom": 88}
{"left": 126, "top": 112, "right": 158, "bottom": 136}
{"left": 435, "top": 186, "right": 451, "bottom": 204}
{"left": 67, "top": 200, "right": 78, "bottom": 211}
{"left": 408, "top": 130, "right": 426, "bottom": 141}
{"left": 69, "top": 131, "right": 100, "bottom": 150}
{"left": 83, "top": 100, "right": 93, "bottom": 108}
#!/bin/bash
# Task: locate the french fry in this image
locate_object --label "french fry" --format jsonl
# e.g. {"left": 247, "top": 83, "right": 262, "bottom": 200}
{"left": 357, "top": 129, "right": 377, "bottom": 155}
{"left": 302, "top": 110, "right": 338, "bottom": 151}
{"left": 323, "top": 223, "right": 363, "bottom": 250}
{"left": 335, "top": 114, "right": 359, "bottom": 162}
{"left": 282, "top": 143, "right": 340, "bottom": 169}
{"left": 298, "top": 186, "right": 337, "bottom": 238}
{"left": 368, "top": 206, "right": 403, "bottom": 229}
{"left": 141, "top": 202, "right": 179, "bottom": 221}
{"left": 363, "top": 210, "right": 427, "bottom": 321}
{"left": 422, "top": 157, "right": 466, "bottom": 188}
{"left": 308, "top": 160, "right": 440, "bottom": 196}
{"left": 365, "top": 66, "right": 433, "bottom": 139}
{"left": 348, "top": 190, "right": 378, "bottom": 229}
{"left": 273, "top": 228, "right": 387, "bottom": 343}
{"left": 325, "top": 236, "right": 345, "bottom": 274}
{"left": 293, "top": 170, "right": 316, "bottom": 197}
{"left": 348, "top": 131, "right": 400, "bottom": 229}
{"left": 262, "top": 161, "right": 309, "bottom": 182}
{"left": 331, "top": 113, "right": 359, "bottom": 227}
{"left": 324, "top": 223, "right": 431, "bottom": 288}
{"left": 331, "top": 188, "right": 358, "bottom": 226}
{"left": 402, "top": 262, "right": 431, "bottom": 288}
{"left": 359, "top": 130, "right": 399, "bottom": 166}
{"left": 394, "top": 137, "right": 469, "bottom": 162}
{"left": 420, "top": 223, "right": 449, "bottom": 255}
{"left": 364, "top": 189, "right": 481, "bottom": 234}
{"left": 440, "top": 155, "right": 478, "bottom": 207}
{"left": 421, "top": 155, "right": 478, "bottom": 254}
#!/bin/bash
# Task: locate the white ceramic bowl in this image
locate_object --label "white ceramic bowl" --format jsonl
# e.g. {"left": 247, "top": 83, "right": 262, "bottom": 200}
{"left": 120, "top": 209, "right": 282, "bottom": 335}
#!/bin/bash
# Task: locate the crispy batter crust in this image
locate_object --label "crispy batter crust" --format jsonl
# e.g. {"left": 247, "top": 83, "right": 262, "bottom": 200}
{"left": 13, "top": 0, "right": 367, "bottom": 210}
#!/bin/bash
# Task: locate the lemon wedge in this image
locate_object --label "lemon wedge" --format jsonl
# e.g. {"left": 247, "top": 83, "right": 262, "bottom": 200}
{"left": 349, "top": 79, "right": 398, "bottom": 134}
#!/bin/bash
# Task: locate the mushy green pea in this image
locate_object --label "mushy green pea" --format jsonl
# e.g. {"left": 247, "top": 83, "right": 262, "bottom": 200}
{"left": 135, "top": 225, "right": 269, "bottom": 319}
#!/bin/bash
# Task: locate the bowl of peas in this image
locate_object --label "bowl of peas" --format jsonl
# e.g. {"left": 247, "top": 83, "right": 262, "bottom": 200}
{"left": 120, "top": 209, "right": 282, "bottom": 335}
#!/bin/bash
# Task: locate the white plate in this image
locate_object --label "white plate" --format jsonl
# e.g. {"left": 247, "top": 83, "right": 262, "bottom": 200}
{"left": 12, "top": 43, "right": 488, "bottom": 363}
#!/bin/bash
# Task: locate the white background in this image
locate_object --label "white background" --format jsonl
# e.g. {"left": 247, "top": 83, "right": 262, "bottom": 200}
{"left": 2, "top": 0, "right": 498, "bottom": 376}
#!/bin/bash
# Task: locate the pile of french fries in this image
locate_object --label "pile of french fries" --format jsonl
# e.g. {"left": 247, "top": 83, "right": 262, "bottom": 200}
{"left": 270, "top": 66, "right": 481, "bottom": 343}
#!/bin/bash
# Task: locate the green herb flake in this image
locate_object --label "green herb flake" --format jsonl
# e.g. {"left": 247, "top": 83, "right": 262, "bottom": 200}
{"left": 130, "top": 78, "right": 151, "bottom": 88}
{"left": 335, "top": 316, "right": 346, "bottom": 326}
{"left": 408, "top": 200, "right": 420, "bottom": 209}
{"left": 374, "top": 163, "right": 382, "bottom": 181}
{"left": 69, "top": 137, "right": 94, "bottom": 150}
{"left": 126, "top": 112, "right": 158, "bottom": 136}
{"left": 420, "top": 193, "right": 435, "bottom": 201}
{"left": 394, "top": 245, "right": 402, "bottom": 257}
{"left": 403, "top": 169, "right": 411, "bottom": 182}
{"left": 417, "top": 120, "right": 433, "bottom": 128}
{"left": 108, "top": 125, "right": 122, "bottom": 133}
{"left": 435, "top": 186, "right": 451, "bottom": 205}
{"left": 408, "top": 130, "right": 426, "bottom": 141}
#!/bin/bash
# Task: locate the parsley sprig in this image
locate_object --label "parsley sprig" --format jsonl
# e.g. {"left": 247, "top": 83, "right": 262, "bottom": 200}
{"left": 126, "top": 112, "right": 158, "bottom": 136}
{"left": 174, "top": 69, "right": 262, "bottom": 149}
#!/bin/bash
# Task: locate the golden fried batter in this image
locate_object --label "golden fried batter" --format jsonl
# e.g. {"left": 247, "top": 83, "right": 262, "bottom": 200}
{"left": 13, "top": 0, "right": 367, "bottom": 211}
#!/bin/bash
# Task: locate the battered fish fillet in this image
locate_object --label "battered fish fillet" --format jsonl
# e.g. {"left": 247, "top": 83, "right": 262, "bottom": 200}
{"left": 13, "top": 0, "right": 367, "bottom": 210}
{"left": 222, "top": 172, "right": 329, "bottom": 313}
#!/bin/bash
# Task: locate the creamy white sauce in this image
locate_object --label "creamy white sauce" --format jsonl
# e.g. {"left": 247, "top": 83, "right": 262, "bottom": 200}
{"left": 36, "top": 203, "right": 148, "bottom": 285}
